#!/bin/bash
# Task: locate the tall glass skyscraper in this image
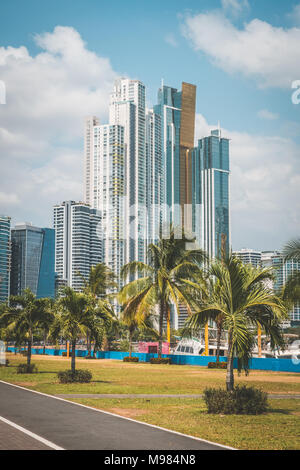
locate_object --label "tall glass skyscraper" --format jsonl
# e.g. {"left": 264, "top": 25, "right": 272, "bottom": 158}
{"left": 192, "top": 129, "right": 230, "bottom": 259}
{"left": 154, "top": 82, "right": 196, "bottom": 230}
{"left": 10, "top": 223, "right": 55, "bottom": 298}
{"left": 0, "top": 215, "right": 11, "bottom": 303}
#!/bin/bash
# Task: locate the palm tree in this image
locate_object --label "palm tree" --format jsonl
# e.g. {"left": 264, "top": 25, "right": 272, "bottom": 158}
{"left": 282, "top": 238, "right": 300, "bottom": 307}
{"left": 56, "top": 287, "right": 90, "bottom": 373}
{"left": 37, "top": 298, "right": 55, "bottom": 354}
{"left": 119, "top": 229, "right": 207, "bottom": 357}
{"left": 78, "top": 263, "right": 117, "bottom": 356}
{"left": 121, "top": 305, "right": 158, "bottom": 357}
{"left": 0, "top": 289, "right": 50, "bottom": 367}
{"left": 185, "top": 255, "right": 287, "bottom": 391}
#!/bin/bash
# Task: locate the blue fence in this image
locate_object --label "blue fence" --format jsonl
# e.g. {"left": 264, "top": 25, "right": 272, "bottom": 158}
{"left": 6, "top": 347, "right": 300, "bottom": 373}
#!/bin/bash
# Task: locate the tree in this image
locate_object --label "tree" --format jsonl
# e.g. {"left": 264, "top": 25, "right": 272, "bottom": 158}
{"left": 56, "top": 287, "right": 90, "bottom": 373}
{"left": 37, "top": 298, "right": 55, "bottom": 354}
{"left": 121, "top": 306, "right": 158, "bottom": 357}
{"left": 185, "top": 255, "right": 287, "bottom": 391}
{"left": 78, "top": 263, "right": 117, "bottom": 356}
{"left": 282, "top": 238, "right": 300, "bottom": 307}
{"left": 0, "top": 289, "right": 51, "bottom": 367}
{"left": 119, "top": 229, "right": 207, "bottom": 357}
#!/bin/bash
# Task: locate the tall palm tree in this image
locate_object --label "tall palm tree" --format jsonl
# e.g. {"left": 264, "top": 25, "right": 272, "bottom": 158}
{"left": 56, "top": 287, "right": 90, "bottom": 373}
{"left": 78, "top": 263, "right": 117, "bottom": 356}
{"left": 282, "top": 238, "right": 300, "bottom": 307}
{"left": 0, "top": 289, "right": 50, "bottom": 367}
{"left": 185, "top": 255, "right": 287, "bottom": 391}
{"left": 37, "top": 298, "right": 55, "bottom": 354}
{"left": 119, "top": 229, "right": 207, "bottom": 357}
{"left": 121, "top": 304, "right": 158, "bottom": 358}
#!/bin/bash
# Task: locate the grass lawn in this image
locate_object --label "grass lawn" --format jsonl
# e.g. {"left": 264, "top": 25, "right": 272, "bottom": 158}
{"left": 1, "top": 353, "right": 300, "bottom": 395}
{"left": 70, "top": 397, "right": 300, "bottom": 450}
{"left": 1, "top": 353, "right": 299, "bottom": 450}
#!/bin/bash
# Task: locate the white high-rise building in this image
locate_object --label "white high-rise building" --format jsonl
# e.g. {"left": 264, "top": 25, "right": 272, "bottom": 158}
{"left": 109, "top": 78, "right": 147, "bottom": 265}
{"left": 146, "top": 108, "right": 163, "bottom": 244}
{"left": 53, "top": 201, "right": 102, "bottom": 291}
{"left": 84, "top": 79, "right": 164, "bottom": 284}
{"left": 234, "top": 249, "right": 262, "bottom": 268}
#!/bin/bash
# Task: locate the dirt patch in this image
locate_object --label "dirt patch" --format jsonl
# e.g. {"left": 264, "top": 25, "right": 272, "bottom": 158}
{"left": 14, "top": 382, "right": 37, "bottom": 387}
{"left": 108, "top": 408, "right": 148, "bottom": 418}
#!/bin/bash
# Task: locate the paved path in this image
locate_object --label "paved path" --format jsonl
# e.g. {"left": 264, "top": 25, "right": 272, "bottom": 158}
{"left": 0, "top": 419, "right": 53, "bottom": 450}
{"left": 56, "top": 393, "right": 300, "bottom": 399}
{"left": 0, "top": 381, "right": 231, "bottom": 450}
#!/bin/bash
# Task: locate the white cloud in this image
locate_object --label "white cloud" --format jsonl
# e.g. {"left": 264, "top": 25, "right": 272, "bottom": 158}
{"left": 286, "top": 3, "right": 300, "bottom": 25}
{"left": 182, "top": 11, "right": 300, "bottom": 88}
{"left": 0, "top": 26, "right": 118, "bottom": 227}
{"left": 221, "top": 0, "right": 249, "bottom": 17}
{"left": 0, "top": 192, "right": 20, "bottom": 206}
{"left": 164, "top": 33, "right": 178, "bottom": 47}
{"left": 257, "top": 109, "right": 279, "bottom": 120}
{"left": 195, "top": 114, "right": 300, "bottom": 250}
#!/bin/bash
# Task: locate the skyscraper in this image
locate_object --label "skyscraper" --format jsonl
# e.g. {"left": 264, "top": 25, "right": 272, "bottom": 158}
{"left": 10, "top": 223, "right": 55, "bottom": 298}
{"left": 192, "top": 129, "right": 230, "bottom": 259}
{"left": 233, "top": 249, "right": 262, "bottom": 268}
{"left": 53, "top": 201, "right": 102, "bottom": 291}
{"left": 262, "top": 251, "right": 300, "bottom": 326}
{"left": 0, "top": 215, "right": 11, "bottom": 303}
{"left": 109, "top": 78, "right": 147, "bottom": 265}
{"left": 154, "top": 82, "right": 196, "bottom": 229}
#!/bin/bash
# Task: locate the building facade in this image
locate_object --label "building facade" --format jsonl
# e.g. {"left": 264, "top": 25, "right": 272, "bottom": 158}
{"left": 234, "top": 249, "right": 262, "bottom": 268}
{"left": 192, "top": 129, "right": 230, "bottom": 259}
{"left": 0, "top": 215, "right": 11, "bottom": 303}
{"left": 154, "top": 82, "right": 196, "bottom": 230}
{"left": 10, "top": 223, "right": 55, "bottom": 298}
{"left": 53, "top": 201, "right": 102, "bottom": 291}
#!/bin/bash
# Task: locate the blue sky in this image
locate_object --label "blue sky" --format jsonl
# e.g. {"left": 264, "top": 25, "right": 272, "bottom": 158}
{"left": 0, "top": 0, "right": 299, "bottom": 250}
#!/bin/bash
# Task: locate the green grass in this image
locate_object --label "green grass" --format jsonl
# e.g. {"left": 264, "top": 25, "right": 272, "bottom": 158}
{"left": 68, "top": 397, "right": 300, "bottom": 450}
{"left": 1, "top": 354, "right": 299, "bottom": 450}
{"left": 1, "top": 354, "right": 300, "bottom": 395}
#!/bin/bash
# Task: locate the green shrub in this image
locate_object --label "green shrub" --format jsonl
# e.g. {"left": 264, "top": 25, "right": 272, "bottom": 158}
{"left": 123, "top": 356, "right": 139, "bottom": 362}
{"left": 17, "top": 363, "right": 38, "bottom": 374}
{"left": 57, "top": 369, "right": 92, "bottom": 383}
{"left": 149, "top": 358, "right": 172, "bottom": 365}
{"left": 204, "top": 385, "right": 268, "bottom": 415}
{"left": 207, "top": 361, "right": 227, "bottom": 369}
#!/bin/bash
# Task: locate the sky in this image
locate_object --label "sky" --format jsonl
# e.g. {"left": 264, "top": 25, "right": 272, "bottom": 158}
{"left": 0, "top": 0, "right": 299, "bottom": 251}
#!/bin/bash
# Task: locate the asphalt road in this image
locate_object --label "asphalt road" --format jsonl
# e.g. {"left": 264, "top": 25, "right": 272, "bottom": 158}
{"left": 0, "top": 381, "right": 231, "bottom": 450}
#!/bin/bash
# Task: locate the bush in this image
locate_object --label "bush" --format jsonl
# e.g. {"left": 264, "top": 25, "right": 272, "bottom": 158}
{"left": 204, "top": 385, "right": 268, "bottom": 415}
{"left": 207, "top": 361, "right": 227, "bottom": 369}
{"left": 57, "top": 369, "right": 92, "bottom": 383}
{"left": 149, "top": 358, "right": 172, "bottom": 365}
{"left": 17, "top": 363, "right": 38, "bottom": 374}
{"left": 123, "top": 356, "right": 139, "bottom": 362}
{"left": 85, "top": 355, "right": 96, "bottom": 359}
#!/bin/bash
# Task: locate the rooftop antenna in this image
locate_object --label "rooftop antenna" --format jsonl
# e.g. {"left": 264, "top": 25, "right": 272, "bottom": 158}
{"left": 161, "top": 78, "right": 164, "bottom": 90}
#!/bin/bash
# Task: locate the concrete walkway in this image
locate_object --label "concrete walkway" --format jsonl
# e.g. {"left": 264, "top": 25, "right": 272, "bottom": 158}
{"left": 0, "top": 381, "right": 232, "bottom": 450}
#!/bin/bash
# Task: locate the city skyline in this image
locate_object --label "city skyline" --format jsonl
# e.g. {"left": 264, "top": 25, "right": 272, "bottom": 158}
{"left": 0, "top": 0, "right": 299, "bottom": 251}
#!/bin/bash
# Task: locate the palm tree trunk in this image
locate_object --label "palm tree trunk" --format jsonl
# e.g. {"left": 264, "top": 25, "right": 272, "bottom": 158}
{"left": 216, "top": 319, "right": 222, "bottom": 364}
{"left": 129, "top": 330, "right": 133, "bottom": 358}
{"left": 71, "top": 339, "right": 76, "bottom": 374}
{"left": 226, "top": 332, "right": 234, "bottom": 391}
{"left": 27, "top": 338, "right": 32, "bottom": 367}
{"left": 158, "top": 299, "right": 164, "bottom": 358}
{"left": 87, "top": 331, "right": 91, "bottom": 357}
{"left": 43, "top": 331, "right": 46, "bottom": 355}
